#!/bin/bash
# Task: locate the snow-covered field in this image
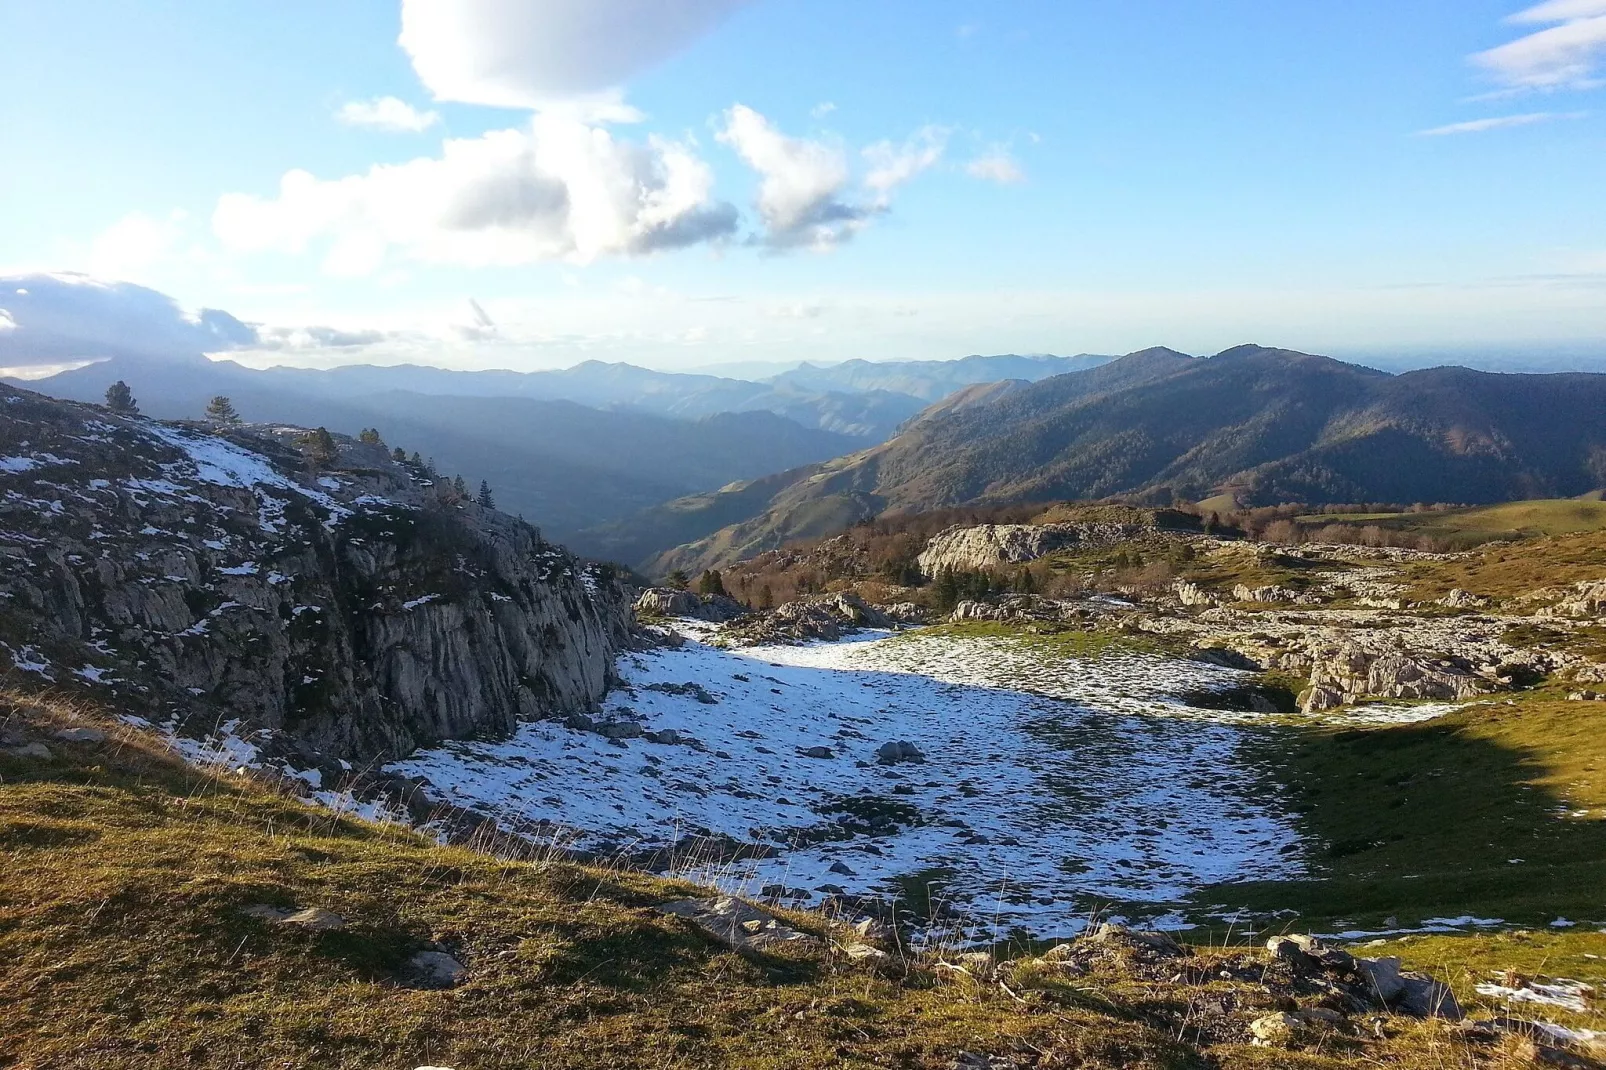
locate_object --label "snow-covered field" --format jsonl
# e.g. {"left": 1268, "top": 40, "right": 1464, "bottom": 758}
{"left": 388, "top": 626, "right": 1313, "bottom": 938}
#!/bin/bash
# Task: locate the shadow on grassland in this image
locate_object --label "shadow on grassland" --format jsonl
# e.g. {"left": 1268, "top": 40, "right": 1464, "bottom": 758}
{"left": 1190, "top": 696, "right": 1606, "bottom": 930}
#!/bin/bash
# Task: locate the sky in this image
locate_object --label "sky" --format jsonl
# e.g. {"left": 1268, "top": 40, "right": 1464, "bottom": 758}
{"left": 1, "top": 0, "right": 1604, "bottom": 373}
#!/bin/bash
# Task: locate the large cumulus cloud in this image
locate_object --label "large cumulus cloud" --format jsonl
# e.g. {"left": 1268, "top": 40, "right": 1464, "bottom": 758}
{"left": 399, "top": 0, "right": 751, "bottom": 112}
{"left": 0, "top": 273, "right": 257, "bottom": 364}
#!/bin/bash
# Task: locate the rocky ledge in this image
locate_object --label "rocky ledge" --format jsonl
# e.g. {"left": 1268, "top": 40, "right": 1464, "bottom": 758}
{"left": 0, "top": 384, "right": 633, "bottom": 763}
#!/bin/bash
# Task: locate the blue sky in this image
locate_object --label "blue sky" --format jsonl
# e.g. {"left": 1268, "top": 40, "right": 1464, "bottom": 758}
{"left": 1, "top": 0, "right": 1604, "bottom": 371}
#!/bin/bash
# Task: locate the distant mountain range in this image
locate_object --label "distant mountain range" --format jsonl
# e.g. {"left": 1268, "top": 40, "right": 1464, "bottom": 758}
{"left": 7, "top": 353, "right": 865, "bottom": 540}
{"left": 3, "top": 279, "right": 1114, "bottom": 543}
{"left": 625, "top": 346, "right": 1606, "bottom": 575}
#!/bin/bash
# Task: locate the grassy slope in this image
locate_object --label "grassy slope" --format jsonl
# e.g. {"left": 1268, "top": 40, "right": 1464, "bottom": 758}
{"left": 1211, "top": 691, "right": 1606, "bottom": 931}
{"left": 1401, "top": 530, "right": 1606, "bottom": 601}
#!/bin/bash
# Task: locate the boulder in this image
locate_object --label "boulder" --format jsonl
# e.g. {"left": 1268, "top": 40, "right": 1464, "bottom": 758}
{"left": 1396, "top": 972, "right": 1462, "bottom": 1019}
{"left": 797, "top": 746, "right": 835, "bottom": 759}
{"left": 3, "top": 742, "right": 52, "bottom": 760}
{"left": 1357, "top": 956, "right": 1406, "bottom": 1002}
{"left": 875, "top": 740, "right": 925, "bottom": 765}
{"left": 407, "top": 949, "right": 466, "bottom": 988}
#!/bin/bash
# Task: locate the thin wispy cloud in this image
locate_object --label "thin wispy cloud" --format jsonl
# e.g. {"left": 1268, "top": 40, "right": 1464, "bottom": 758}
{"left": 966, "top": 147, "right": 1025, "bottom": 183}
{"left": 1417, "top": 110, "right": 1586, "bottom": 135}
{"left": 336, "top": 96, "right": 441, "bottom": 132}
{"left": 1473, "top": 0, "right": 1606, "bottom": 90}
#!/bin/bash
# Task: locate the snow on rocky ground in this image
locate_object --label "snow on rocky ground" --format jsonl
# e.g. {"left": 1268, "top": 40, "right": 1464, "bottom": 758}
{"left": 388, "top": 626, "right": 1313, "bottom": 939}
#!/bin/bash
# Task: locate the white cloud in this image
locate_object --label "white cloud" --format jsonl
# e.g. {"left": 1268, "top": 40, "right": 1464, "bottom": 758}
{"left": 0, "top": 309, "right": 16, "bottom": 332}
{"left": 1474, "top": 1, "right": 1606, "bottom": 89}
{"left": 88, "top": 210, "right": 188, "bottom": 282}
{"left": 1416, "top": 110, "right": 1586, "bottom": 135}
{"left": 718, "top": 104, "right": 863, "bottom": 249}
{"left": 398, "top": 0, "right": 749, "bottom": 113}
{"left": 336, "top": 96, "right": 440, "bottom": 132}
{"left": 212, "top": 114, "right": 738, "bottom": 274}
{"left": 966, "top": 147, "right": 1025, "bottom": 184}
{"left": 716, "top": 107, "right": 952, "bottom": 250}
{"left": 810, "top": 101, "right": 837, "bottom": 118}
{"left": 863, "top": 126, "right": 948, "bottom": 204}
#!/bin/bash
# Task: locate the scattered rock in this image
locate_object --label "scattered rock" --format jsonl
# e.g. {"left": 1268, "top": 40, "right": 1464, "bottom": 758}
{"left": 1249, "top": 1012, "right": 1305, "bottom": 1047}
{"left": 1090, "top": 923, "right": 1185, "bottom": 957}
{"left": 797, "top": 746, "right": 835, "bottom": 759}
{"left": 52, "top": 727, "right": 107, "bottom": 744}
{"left": 1439, "top": 589, "right": 1491, "bottom": 609}
{"left": 2, "top": 742, "right": 52, "bottom": 760}
{"left": 828, "top": 861, "right": 857, "bottom": 876}
{"left": 950, "top": 1052, "right": 1019, "bottom": 1070}
{"left": 656, "top": 896, "right": 818, "bottom": 951}
{"left": 1233, "top": 584, "right": 1319, "bottom": 606}
{"left": 407, "top": 949, "right": 467, "bottom": 988}
{"left": 240, "top": 904, "right": 347, "bottom": 931}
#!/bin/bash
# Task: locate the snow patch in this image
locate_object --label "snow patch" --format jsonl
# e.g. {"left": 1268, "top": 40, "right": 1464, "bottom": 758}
{"left": 388, "top": 628, "right": 1306, "bottom": 937}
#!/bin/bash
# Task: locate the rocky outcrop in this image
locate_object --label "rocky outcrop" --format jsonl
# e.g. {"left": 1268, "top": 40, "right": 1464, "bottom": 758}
{"left": 1231, "top": 584, "right": 1321, "bottom": 606}
{"left": 0, "top": 385, "right": 632, "bottom": 762}
{"left": 635, "top": 588, "right": 747, "bottom": 622}
{"left": 721, "top": 592, "right": 893, "bottom": 646}
{"left": 1297, "top": 645, "right": 1492, "bottom": 712}
{"left": 917, "top": 523, "right": 1142, "bottom": 575}
{"left": 1535, "top": 579, "right": 1606, "bottom": 620}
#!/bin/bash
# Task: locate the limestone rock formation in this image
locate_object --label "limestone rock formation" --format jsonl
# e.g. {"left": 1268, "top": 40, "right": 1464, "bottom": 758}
{"left": 635, "top": 587, "right": 747, "bottom": 622}
{"left": 0, "top": 384, "right": 632, "bottom": 763}
{"left": 917, "top": 522, "right": 1142, "bottom": 575}
{"left": 722, "top": 592, "right": 894, "bottom": 646}
{"left": 1297, "top": 645, "right": 1491, "bottom": 712}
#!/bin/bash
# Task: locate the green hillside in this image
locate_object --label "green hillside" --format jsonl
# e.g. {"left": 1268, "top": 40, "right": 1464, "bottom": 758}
{"left": 643, "top": 348, "right": 1606, "bottom": 575}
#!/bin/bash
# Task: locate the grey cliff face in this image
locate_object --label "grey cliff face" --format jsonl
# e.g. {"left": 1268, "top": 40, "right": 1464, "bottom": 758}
{"left": 0, "top": 385, "right": 632, "bottom": 762}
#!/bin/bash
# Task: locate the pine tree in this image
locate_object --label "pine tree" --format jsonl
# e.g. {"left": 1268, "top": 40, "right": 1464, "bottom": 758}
{"left": 391, "top": 446, "right": 407, "bottom": 462}
{"left": 358, "top": 427, "right": 382, "bottom": 445}
{"left": 932, "top": 568, "right": 960, "bottom": 611}
{"left": 697, "top": 569, "right": 727, "bottom": 597}
{"left": 667, "top": 569, "right": 689, "bottom": 591}
{"left": 204, "top": 396, "right": 240, "bottom": 426}
{"left": 758, "top": 583, "right": 774, "bottom": 609}
{"left": 452, "top": 474, "right": 467, "bottom": 497}
{"left": 477, "top": 480, "right": 495, "bottom": 509}
{"left": 299, "top": 427, "right": 337, "bottom": 467}
{"left": 104, "top": 381, "right": 138, "bottom": 415}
